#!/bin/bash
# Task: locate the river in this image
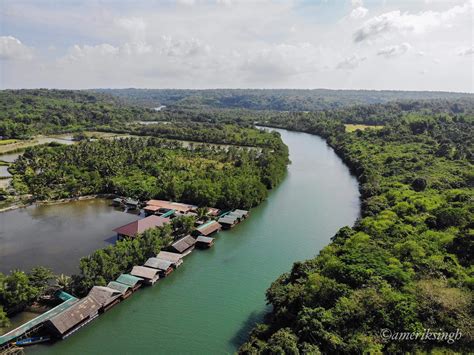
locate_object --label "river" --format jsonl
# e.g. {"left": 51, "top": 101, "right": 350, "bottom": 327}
{"left": 25, "top": 128, "right": 360, "bottom": 354}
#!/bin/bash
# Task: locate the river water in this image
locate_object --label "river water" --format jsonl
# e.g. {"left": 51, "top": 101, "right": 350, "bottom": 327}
{"left": 23, "top": 128, "right": 359, "bottom": 354}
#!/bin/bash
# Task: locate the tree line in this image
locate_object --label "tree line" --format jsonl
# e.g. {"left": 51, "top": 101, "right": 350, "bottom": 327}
{"left": 10, "top": 134, "right": 288, "bottom": 210}
{"left": 239, "top": 110, "right": 473, "bottom": 353}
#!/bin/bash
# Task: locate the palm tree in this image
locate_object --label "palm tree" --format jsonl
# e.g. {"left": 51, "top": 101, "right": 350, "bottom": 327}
{"left": 55, "top": 274, "right": 72, "bottom": 292}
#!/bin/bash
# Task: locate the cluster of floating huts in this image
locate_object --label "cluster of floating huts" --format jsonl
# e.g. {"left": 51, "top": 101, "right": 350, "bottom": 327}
{"left": 0, "top": 199, "right": 249, "bottom": 350}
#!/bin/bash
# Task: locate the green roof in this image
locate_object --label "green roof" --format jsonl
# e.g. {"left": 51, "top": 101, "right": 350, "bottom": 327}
{"left": 116, "top": 273, "right": 143, "bottom": 287}
{"left": 0, "top": 297, "right": 78, "bottom": 345}
{"left": 107, "top": 281, "right": 131, "bottom": 294}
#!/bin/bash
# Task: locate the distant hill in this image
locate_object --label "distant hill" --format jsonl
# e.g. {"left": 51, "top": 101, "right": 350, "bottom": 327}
{"left": 94, "top": 88, "right": 474, "bottom": 111}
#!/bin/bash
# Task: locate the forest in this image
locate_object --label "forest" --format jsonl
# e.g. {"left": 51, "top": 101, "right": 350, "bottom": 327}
{"left": 1, "top": 89, "right": 473, "bottom": 352}
{"left": 0, "top": 89, "right": 157, "bottom": 139}
{"left": 238, "top": 109, "right": 473, "bottom": 353}
{"left": 9, "top": 134, "right": 288, "bottom": 209}
{"left": 97, "top": 88, "right": 474, "bottom": 111}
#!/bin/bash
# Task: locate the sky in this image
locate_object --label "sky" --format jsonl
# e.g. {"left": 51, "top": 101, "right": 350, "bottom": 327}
{"left": 0, "top": 0, "right": 473, "bottom": 91}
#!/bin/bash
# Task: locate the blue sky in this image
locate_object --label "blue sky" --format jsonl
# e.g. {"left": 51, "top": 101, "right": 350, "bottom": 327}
{"left": 0, "top": 0, "right": 472, "bottom": 91}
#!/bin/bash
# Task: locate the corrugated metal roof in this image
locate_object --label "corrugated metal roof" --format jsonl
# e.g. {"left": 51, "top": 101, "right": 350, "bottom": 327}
{"left": 88, "top": 286, "right": 121, "bottom": 307}
{"left": 196, "top": 236, "right": 214, "bottom": 244}
{"left": 218, "top": 216, "right": 238, "bottom": 224}
{"left": 0, "top": 297, "right": 78, "bottom": 345}
{"left": 146, "top": 200, "right": 197, "bottom": 213}
{"left": 144, "top": 257, "right": 173, "bottom": 270}
{"left": 196, "top": 220, "right": 222, "bottom": 236}
{"left": 113, "top": 215, "right": 170, "bottom": 237}
{"left": 47, "top": 296, "right": 101, "bottom": 335}
{"left": 107, "top": 281, "right": 130, "bottom": 295}
{"left": 156, "top": 251, "right": 183, "bottom": 263}
{"left": 171, "top": 235, "right": 196, "bottom": 253}
{"left": 116, "top": 273, "right": 143, "bottom": 287}
{"left": 130, "top": 266, "right": 160, "bottom": 280}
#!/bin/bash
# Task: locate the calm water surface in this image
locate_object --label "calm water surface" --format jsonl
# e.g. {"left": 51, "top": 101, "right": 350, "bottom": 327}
{"left": 0, "top": 199, "right": 139, "bottom": 274}
{"left": 26, "top": 129, "right": 359, "bottom": 354}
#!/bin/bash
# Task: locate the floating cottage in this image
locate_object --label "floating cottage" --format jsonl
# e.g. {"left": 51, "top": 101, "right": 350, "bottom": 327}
{"left": 45, "top": 296, "right": 101, "bottom": 339}
{"left": 113, "top": 215, "right": 170, "bottom": 239}
{"left": 194, "top": 220, "right": 222, "bottom": 237}
{"left": 195, "top": 236, "right": 214, "bottom": 249}
{"left": 169, "top": 235, "right": 196, "bottom": 256}
{"left": 87, "top": 286, "right": 122, "bottom": 312}
{"left": 130, "top": 266, "right": 160, "bottom": 285}
{"left": 144, "top": 257, "right": 174, "bottom": 277}
{"left": 156, "top": 251, "right": 184, "bottom": 268}
{"left": 107, "top": 281, "right": 134, "bottom": 299}
{"left": 115, "top": 274, "right": 143, "bottom": 291}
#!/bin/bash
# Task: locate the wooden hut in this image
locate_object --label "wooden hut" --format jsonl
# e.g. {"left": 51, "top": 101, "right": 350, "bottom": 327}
{"left": 107, "top": 281, "right": 133, "bottom": 299}
{"left": 195, "top": 236, "right": 214, "bottom": 249}
{"left": 217, "top": 215, "right": 239, "bottom": 229}
{"left": 125, "top": 198, "right": 140, "bottom": 210}
{"left": 87, "top": 286, "right": 122, "bottom": 312}
{"left": 169, "top": 235, "right": 196, "bottom": 256}
{"left": 115, "top": 273, "right": 143, "bottom": 291}
{"left": 194, "top": 220, "right": 222, "bottom": 237}
{"left": 113, "top": 215, "right": 170, "bottom": 239}
{"left": 156, "top": 251, "right": 184, "bottom": 268}
{"left": 232, "top": 209, "right": 249, "bottom": 219}
{"left": 45, "top": 296, "right": 101, "bottom": 339}
{"left": 112, "top": 198, "right": 124, "bottom": 207}
{"left": 144, "top": 257, "right": 174, "bottom": 277}
{"left": 130, "top": 266, "right": 160, "bottom": 285}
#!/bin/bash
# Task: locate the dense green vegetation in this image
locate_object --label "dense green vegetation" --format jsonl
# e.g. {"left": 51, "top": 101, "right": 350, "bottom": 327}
{"left": 111, "top": 122, "right": 283, "bottom": 148}
{"left": 0, "top": 223, "right": 178, "bottom": 325}
{"left": 0, "top": 266, "right": 55, "bottom": 326}
{"left": 239, "top": 113, "right": 473, "bottom": 353}
{"left": 10, "top": 133, "right": 288, "bottom": 209}
{"left": 2, "top": 89, "right": 473, "bottom": 352}
{"left": 0, "top": 89, "right": 156, "bottom": 139}
{"left": 97, "top": 88, "right": 474, "bottom": 111}
{"left": 71, "top": 224, "right": 175, "bottom": 296}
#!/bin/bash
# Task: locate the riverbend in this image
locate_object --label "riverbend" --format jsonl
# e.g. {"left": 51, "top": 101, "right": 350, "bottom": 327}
{"left": 23, "top": 128, "right": 360, "bottom": 354}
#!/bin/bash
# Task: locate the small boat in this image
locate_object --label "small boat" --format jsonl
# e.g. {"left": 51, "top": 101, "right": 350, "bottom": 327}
{"left": 16, "top": 336, "right": 51, "bottom": 346}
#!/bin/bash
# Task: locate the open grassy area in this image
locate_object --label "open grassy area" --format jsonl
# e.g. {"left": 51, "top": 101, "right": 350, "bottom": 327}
{"left": 0, "top": 139, "right": 18, "bottom": 146}
{"left": 344, "top": 124, "right": 384, "bottom": 132}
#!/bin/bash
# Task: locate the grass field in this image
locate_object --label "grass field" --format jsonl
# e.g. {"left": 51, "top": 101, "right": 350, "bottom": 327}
{"left": 0, "top": 139, "right": 18, "bottom": 146}
{"left": 344, "top": 124, "right": 384, "bottom": 132}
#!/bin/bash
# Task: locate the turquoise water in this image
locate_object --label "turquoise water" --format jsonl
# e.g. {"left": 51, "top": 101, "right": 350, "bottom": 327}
{"left": 30, "top": 129, "right": 360, "bottom": 354}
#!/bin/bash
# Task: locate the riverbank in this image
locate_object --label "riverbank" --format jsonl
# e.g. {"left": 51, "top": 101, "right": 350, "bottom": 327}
{"left": 0, "top": 194, "right": 118, "bottom": 213}
{"left": 27, "top": 128, "right": 359, "bottom": 354}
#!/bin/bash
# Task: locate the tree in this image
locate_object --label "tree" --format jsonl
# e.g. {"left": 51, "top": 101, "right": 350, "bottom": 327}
{"left": 29, "top": 266, "right": 55, "bottom": 293}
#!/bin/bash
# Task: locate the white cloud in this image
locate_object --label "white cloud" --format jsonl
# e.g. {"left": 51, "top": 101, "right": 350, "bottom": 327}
{"left": 177, "top": 0, "right": 196, "bottom": 5}
{"left": 354, "top": 1, "right": 472, "bottom": 42}
{"left": 0, "top": 36, "right": 33, "bottom": 60}
{"left": 115, "top": 17, "right": 147, "bottom": 43}
{"left": 350, "top": 6, "right": 369, "bottom": 19}
{"left": 0, "top": 1, "right": 472, "bottom": 91}
{"left": 377, "top": 42, "right": 412, "bottom": 58}
{"left": 457, "top": 46, "right": 474, "bottom": 56}
{"left": 336, "top": 54, "right": 366, "bottom": 70}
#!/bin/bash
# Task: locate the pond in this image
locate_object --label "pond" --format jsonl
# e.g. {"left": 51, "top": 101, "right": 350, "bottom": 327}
{"left": 0, "top": 199, "right": 140, "bottom": 275}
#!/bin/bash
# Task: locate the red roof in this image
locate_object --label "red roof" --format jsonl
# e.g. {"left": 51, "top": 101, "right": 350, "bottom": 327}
{"left": 113, "top": 215, "right": 170, "bottom": 237}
